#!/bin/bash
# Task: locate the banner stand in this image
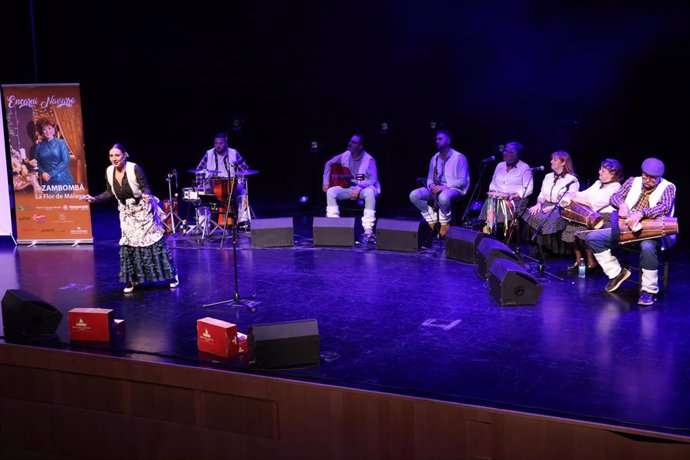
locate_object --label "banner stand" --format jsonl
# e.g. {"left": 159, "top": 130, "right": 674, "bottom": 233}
{"left": 2, "top": 83, "right": 93, "bottom": 245}
{"left": 0, "top": 92, "right": 16, "bottom": 245}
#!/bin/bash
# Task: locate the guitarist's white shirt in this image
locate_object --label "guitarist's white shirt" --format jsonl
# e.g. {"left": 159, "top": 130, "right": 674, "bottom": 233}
{"left": 323, "top": 150, "right": 381, "bottom": 195}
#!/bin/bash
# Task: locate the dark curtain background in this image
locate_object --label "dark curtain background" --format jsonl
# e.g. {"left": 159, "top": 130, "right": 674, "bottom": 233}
{"left": 2, "top": 0, "right": 688, "bottom": 222}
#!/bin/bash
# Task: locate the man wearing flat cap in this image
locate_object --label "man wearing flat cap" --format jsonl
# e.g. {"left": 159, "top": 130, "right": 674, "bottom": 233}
{"left": 585, "top": 157, "right": 676, "bottom": 306}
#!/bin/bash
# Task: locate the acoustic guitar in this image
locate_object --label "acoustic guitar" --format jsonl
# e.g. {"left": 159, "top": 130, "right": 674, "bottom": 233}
{"left": 329, "top": 163, "right": 364, "bottom": 188}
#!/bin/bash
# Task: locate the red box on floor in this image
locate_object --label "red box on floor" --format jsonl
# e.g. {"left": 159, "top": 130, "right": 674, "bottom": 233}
{"left": 237, "top": 332, "right": 248, "bottom": 354}
{"left": 197, "top": 317, "right": 238, "bottom": 358}
{"left": 68, "top": 308, "right": 114, "bottom": 341}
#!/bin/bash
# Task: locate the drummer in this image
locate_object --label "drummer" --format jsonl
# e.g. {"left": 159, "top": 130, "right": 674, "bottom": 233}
{"left": 585, "top": 158, "right": 676, "bottom": 306}
{"left": 478, "top": 141, "right": 534, "bottom": 239}
{"left": 195, "top": 132, "right": 250, "bottom": 223}
{"left": 560, "top": 158, "right": 623, "bottom": 272}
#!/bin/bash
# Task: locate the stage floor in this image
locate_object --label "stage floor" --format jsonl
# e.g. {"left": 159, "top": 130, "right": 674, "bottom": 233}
{"left": 2, "top": 202, "right": 689, "bottom": 439}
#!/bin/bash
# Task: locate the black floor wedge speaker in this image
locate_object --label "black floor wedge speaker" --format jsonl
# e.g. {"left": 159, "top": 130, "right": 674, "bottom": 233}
{"left": 488, "top": 258, "right": 543, "bottom": 306}
{"left": 251, "top": 217, "right": 294, "bottom": 248}
{"left": 248, "top": 319, "right": 320, "bottom": 369}
{"left": 475, "top": 237, "right": 524, "bottom": 279}
{"left": 376, "top": 219, "right": 430, "bottom": 252}
{"left": 445, "top": 226, "right": 487, "bottom": 263}
{"left": 1, "top": 289, "right": 63, "bottom": 340}
{"left": 313, "top": 217, "right": 355, "bottom": 247}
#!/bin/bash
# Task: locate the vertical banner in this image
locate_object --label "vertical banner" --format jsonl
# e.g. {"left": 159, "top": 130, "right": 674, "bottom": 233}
{"left": 2, "top": 83, "right": 93, "bottom": 244}
{"left": 0, "top": 98, "right": 13, "bottom": 240}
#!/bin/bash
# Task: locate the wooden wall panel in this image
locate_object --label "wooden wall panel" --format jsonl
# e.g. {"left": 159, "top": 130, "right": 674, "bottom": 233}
{"left": 203, "top": 391, "right": 278, "bottom": 438}
{"left": 1, "top": 343, "right": 689, "bottom": 460}
{"left": 130, "top": 381, "right": 197, "bottom": 424}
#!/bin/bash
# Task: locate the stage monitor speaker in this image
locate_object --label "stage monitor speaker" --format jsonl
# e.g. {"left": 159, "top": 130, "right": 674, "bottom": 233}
{"left": 248, "top": 319, "right": 320, "bottom": 369}
{"left": 1, "top": 289, "right": 63, "bottom": 340}
{"left": 251, "top": 217, "right": 294, "bottom": 248}
{"left": 313, "top": 217, "right": 355, "bottom": 247}
{"left": 445, "top": 226, "right": 487, "bottom": 263}
{"left": 488, "top": 258, "right": 543, "bottom": 306}
{"left": 475, "top": 237, "right": 524, "bottom": 279}
{"left": 376, "top": 218, "right": 430, "bottom": 252}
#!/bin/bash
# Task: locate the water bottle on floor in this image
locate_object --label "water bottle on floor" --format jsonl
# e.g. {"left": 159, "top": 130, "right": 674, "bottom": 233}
{"left": 578, "top": 258, "right": 586, "bottom": 278}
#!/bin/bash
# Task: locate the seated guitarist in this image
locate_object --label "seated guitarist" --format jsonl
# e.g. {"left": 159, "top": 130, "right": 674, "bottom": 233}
{"left": 322, "top": 134, "right": 381, "bottom": 240}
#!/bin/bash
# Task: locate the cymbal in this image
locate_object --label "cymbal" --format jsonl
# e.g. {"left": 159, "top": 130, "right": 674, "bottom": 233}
{"left": 235, "top": 169, "right": 259, "bottom": 176}
{"left": 187, "top": 168, "right": 221, "bottom": 174}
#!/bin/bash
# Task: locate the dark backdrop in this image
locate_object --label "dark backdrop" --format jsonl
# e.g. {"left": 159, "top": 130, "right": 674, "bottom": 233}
{"left": 2, "top": 1, "right": 688, "bottom": 221}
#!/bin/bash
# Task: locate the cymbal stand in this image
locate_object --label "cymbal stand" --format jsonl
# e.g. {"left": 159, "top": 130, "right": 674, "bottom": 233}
{"left": 203, "top": 177, "right": 257, "bottom": 313}
{"left": 237, "top": 177, "right": 256, "bottom": 229}
{"left": 198, "top": 202, "right": 224, "bottom": 240}
{"left": 163, "top": 169, "right": 182, "bottom": 234}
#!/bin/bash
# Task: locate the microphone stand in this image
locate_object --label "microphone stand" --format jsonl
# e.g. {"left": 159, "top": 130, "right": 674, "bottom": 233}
{"left": 203, "top": 178, "right": 256, "bottom": 314}
{"left": 219, "top": 176, "right": 236, "bottom": 249}
{"left": 528, "top": 185, "right": 569, "bottom": 280}
{"left": 204, "top": 171, "right": 257, "bottom": 313}
{"left": 164, "top": 169, "right": 181, "bottom": 234}
{"left": 311, "top": 142, "right": 323, "bottom": 213}
{"left": 461, "top": 159, "right": 493, "bottom": 227}
{"left": 511, "top": 169, "right": 535, "bottom": 255}
{"left": 529, "top": 213, "right": 550, "bottom": 276}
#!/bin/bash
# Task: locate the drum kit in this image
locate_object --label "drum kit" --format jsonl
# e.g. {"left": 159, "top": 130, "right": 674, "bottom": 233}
{"left": 182, "top": 167, "right": 259, "bottom": 239}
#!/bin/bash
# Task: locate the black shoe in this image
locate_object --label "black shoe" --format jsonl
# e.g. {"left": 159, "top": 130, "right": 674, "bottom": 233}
{"left": 638, "top": 291, "right": 655, "bottom": 306}
{"left": 605, "top": 267, "right": 631, "bottom": 293}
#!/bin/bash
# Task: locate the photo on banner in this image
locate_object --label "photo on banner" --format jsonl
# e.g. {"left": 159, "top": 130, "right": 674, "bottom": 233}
{"left": 1, "top": 83, "right": 93, "bottom": 243}
{"left": 0, "top": 99, "right": 13, "bottom": 241}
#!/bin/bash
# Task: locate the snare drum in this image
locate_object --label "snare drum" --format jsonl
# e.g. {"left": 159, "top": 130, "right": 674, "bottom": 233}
{"left": 182, "top": 187, "right": 199, "bottom": 201}
{"left": 561, "top": 201, "right": 604, "bottom": 229}
{"left": 614, "top": 216, "right": 679, "bottom": 244}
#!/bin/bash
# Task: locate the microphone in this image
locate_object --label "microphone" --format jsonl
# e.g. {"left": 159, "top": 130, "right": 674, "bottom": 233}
{"left": 480, "top": 155, "right": 496, "bottom": 163}
{"left": 173, "top": 169, "right": 178, "bottom": 188}
{"left": 561, "top": 179, "right": 577, "bottom": 190}
{"left": 530, "top": 165, "right": 545, "bottom": 171}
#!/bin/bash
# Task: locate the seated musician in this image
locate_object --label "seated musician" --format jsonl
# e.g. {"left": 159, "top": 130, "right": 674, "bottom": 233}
{"left": 409, "top": 129, "right": 469, "bottom": 237}
{"left": 322, "top": 133, "right": 381, "bottom": 240}
{"left": 560, "top": 158, "right": 623, "bottom": 272}
{"left": 585, "top": 158, "right": 676, "bottom": 306}
{"left": 195, "top": 132, "right": 250, "bottom": 224}
{"left": 522, "top": 151, "right": 579, "bottom": 255}
{"left": 478, "top": 141, "right": 533, "bottom": 239}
